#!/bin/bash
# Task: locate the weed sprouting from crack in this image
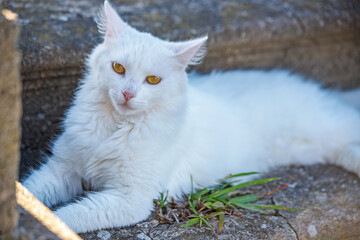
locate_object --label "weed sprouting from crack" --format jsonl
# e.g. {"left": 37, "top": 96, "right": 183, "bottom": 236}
{"left": 153, "top": 172, "right": 302, "bottom": 235}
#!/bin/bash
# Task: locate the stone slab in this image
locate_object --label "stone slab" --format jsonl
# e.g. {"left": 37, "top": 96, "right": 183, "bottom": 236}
{"left": 10, "top": 165, "right": 360, "bottom": 239}
{"left": 78, "top": 164, "right": 360, "bottom": 240}
{"left": 269, "top": 165, "right": 360, "bottom": 240}
{"left": 4, "top": 0, "right": 360, "bottom": 87}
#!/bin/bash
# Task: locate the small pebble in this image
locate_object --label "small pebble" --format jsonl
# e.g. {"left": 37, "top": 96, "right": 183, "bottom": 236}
{"left": 136, "top": 221, "right": 150, "bottom": 230}
{"left": 307, "top": 224, "right": 318, "bottom": 237}
{"left": 136, "top": 232, "right": 151, "bottom": 240}
{"left": 150, "top": 219, "right": 159, "bottom": 227}
{"left": 97, "top": 230, "right": 111, "bottom": 240}
{"left": 59, "top": 16, "right": 68, "bottom": 21}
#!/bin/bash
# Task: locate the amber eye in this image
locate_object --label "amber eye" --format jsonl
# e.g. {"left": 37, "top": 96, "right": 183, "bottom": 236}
{"left": 112, "top": 62, "right": 125, "bottom": 74}
{"left": 146, "top": 75, "right": 161, "bottom": 85}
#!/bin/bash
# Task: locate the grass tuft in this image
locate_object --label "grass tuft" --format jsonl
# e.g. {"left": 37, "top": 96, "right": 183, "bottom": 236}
{"left": 154, "top": 172, "right": 302, "bottom": 234}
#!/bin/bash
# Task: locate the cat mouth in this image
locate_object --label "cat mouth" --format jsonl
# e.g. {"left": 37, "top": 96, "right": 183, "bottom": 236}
{"left": 119, "top": 102, "right": 134, "bottom": 111}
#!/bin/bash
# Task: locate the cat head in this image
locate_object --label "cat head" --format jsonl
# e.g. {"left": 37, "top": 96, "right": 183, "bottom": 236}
{"left": 87, "top": 0, "right": 207, "bottom": 117}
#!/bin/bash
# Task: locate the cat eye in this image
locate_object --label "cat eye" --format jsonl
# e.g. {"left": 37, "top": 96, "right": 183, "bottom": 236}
{"left": 112, "top": 62, "right": 125, "bottom": 75}
{"left": 146, "top": 75, "right": 161, "bottom": 85}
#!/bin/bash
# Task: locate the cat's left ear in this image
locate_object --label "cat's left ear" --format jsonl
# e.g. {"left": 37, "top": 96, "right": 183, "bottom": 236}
{"left": 97, "top": 1, "right": 129, "bottom": 40}
{"left": 169, "top": 36, "right": 208, "bottom": 69}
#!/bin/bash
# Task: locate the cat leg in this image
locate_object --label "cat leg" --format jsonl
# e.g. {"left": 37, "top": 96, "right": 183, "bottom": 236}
{"left": 54, "top": 189, "right": 154, "bottom": 233}
{"left": 334, "top": 143, "right": 360, "bottom": 177}
{"left": 22, "top": 157, "right": 82, "bottom": 207}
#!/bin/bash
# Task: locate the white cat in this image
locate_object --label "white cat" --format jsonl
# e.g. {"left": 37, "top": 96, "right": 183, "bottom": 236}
{"left": 23, "top": 0, "right": 360, "bottom": 233}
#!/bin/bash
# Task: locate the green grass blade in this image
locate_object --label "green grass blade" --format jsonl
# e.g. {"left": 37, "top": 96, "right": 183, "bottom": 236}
{"left": 190, "top": 175, "right": 194, "bottom": 194}
{"left": 250, "top": 204, "right": 303, "bottom": 211}
{"left": 190, "top": 199, "right": 197, "bottom": 213}
{"left": 202, "top": 218, "right": 214, "bottom": 232}
{"left": 211, "top": 201, "right": 225, "bottom": 209}
{"left": 226, "top": 172, "right": 260, "bottom": 179}
{"left": 229, "top": 194, "right": 259, "bottom": 204}
{"left": 218, "top": 212, "right": 225, "bottom": 234}
{"left": 235, "top": 203, "right": 269, "bottom": 214}
{"left": 195, "top": 188, "right": 210, "bottom": 198}
{"left": 215, "top": 195, "right": 230, "bottom": 201}
{"left": 217, "top": 181, "right": 232, "bottom": 190}
{"left": 204, "top": 201, "right": 212, "bottom": 209}
{"left": 203, "top": 211, "right": 222, "bottom": 219}
{"left": 181, "top": 218, "right": 200, "bottom": 228}
{"left": 188, "top": 196, "right": 198, "bottom": 215}
{"left": 206, "top": 178, "right": 279, "bottom": 200}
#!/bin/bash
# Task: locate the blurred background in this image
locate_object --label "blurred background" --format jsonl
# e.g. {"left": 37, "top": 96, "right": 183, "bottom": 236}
{"left": 1, "top": 0, "right": 359, "bottom": 178}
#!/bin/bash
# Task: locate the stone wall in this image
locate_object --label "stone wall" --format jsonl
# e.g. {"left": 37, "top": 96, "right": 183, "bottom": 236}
{"left": 0, "top": 7, "right": 21, "bottom": 235}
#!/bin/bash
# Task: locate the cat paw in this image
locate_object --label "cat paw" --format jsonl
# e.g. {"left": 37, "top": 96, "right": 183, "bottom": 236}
{"left": 54, "top": 208, "right": 86, "bottom": 233}
{"left": 22, "top": 179, "right": 50, "bottom": 207}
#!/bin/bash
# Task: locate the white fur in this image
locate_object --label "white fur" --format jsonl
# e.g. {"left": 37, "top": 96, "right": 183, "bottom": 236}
{"left": 23, "top": 1, "right": 360, "bottom": 233}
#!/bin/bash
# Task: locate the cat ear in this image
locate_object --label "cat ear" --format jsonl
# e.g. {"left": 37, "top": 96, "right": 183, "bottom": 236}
{"left": 170, "top": 36, "right": 208, "bottom": 69}
{"left": 97, "top": 1, "right": 128, "bottom": 39}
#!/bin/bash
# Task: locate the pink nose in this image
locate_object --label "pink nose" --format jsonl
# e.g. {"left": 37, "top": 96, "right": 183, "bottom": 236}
{"left": 122, "top": 91, "right": 135, "bottom": 102}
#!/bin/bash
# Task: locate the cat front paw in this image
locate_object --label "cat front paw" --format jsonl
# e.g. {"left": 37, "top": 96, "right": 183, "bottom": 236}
{"left": 54, "top": 207, "right": 90, "bottom": 233}
{"left": 22, "top": 179, "right": 51, "bottom": 207}
{"left": 53, "top": 191, "right": 155, "bottom": 233}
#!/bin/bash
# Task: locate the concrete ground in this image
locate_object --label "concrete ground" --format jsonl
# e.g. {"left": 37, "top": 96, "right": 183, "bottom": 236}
{"left": 14, "top": 164, "right": 360, "bottom": 239}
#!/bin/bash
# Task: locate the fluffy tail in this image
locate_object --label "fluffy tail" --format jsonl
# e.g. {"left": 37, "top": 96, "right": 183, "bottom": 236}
{"left": 333, "top": 88, "right": 360, "bottom": 111}
{"left": 335, "top": 143, "right": 360, "bottom": 178}
{"left": 330, "top": 88, "right": 360, "bottom": 177}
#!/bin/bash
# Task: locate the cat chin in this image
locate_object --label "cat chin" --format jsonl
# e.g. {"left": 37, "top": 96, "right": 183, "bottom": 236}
{"left": 112, "top": 101, "right": 145, "bottom": 117}
{"left": 119, "top": 103, "right": 133, "bottom": 111}
{"left": 114, "top": 103, "right": 136, "bottom": 114}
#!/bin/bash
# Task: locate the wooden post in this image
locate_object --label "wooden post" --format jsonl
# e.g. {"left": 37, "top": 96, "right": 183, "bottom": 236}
{"left": 0, "top": 6, "right": 21, "bottom": 235}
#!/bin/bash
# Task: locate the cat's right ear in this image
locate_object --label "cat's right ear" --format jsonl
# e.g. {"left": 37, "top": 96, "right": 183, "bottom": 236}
{"left": 97, "top": 1, "right": 128, "bottom": 40}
